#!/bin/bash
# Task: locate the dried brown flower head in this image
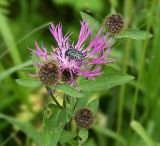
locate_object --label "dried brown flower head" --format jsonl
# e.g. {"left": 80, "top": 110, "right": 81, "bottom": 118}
{"left": 38, "top": 62, "right": 61, "bottom": 85}
{"left": 103, "top": 13, "right": 124, "bottom": 35}
{"left": 74, "top": 108, "right": 93, "bottom": 128}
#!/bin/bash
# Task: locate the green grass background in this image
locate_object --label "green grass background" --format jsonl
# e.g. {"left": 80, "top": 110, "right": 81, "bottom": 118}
{"left": 0, "top": 0, "right": 160, "bottom": 146}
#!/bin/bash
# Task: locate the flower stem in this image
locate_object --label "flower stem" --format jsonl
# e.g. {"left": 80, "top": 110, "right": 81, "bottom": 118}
{"left": 131, "top": 0, "right": 156, "bottom": 120}
{"left": 116, "top": 39, "right": 131, "bottom": 146}
{"left": 116, "top": 0, "right": 133, "bottom": 146}
{"left": 45, "top": 86, "right": 62, "bottom": 108}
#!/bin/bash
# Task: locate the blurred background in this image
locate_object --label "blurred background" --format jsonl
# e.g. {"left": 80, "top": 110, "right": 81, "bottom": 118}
{"left": 0, "top": 0, "right": 160, "bottom": 146}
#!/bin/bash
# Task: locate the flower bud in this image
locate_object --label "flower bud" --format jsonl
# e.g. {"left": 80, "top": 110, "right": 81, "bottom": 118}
{"left": 74, "top": 108, "right": 93, "bottom": 128}
{"left": 38, "top": 62, "right": 61, "bottom": 85}
{"left": 103, "top": 13, "right": 124, "bottom": 35}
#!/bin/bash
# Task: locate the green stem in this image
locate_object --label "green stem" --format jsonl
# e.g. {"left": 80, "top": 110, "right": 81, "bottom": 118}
{"left": 0, "top": 12, "right": 22, "bottom": 66}
{"left": 131, "top": 0, "right": 156, "bottom": 121}
{"left": 116, "top": 39, "right": 131, "bottom": 146}
{"left": 116, "top": 0, "right": 133, "bottom": 145}
{"left": 73, "top": 98, "right": 78, "bottom": 110}
{"left": 0, "top": 11, "right": 25, "bottom": 78}
{"left": 46, "top": 86, "right": 62, "bottom": 108}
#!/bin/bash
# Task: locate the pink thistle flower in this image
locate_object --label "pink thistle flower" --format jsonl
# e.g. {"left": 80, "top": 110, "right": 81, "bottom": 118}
{"left": 32, "top": 20, "right": 113, "bottom": 84}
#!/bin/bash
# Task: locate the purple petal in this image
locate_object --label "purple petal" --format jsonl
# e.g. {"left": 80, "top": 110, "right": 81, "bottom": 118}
{"left": 50, "top": 23, "right": 71, "bottom": 48}
{"left": 89, "top": 48, "right": 112, "bottom": 64}
{"left": 79, "top": 66, "right": 102, "bottom": 78}
{"left": 31, "top": 41, "right": 49, "bottom": 62}
{"left": 75, "top": 21, "right": 92, "bottom": 50}
{"left": 90, "top": 34, "right": 111, "bottom": 55}
{"left": 79, "top": 71, "right": 102, "bottom": 78}
{"left": 85, "top": 29, "right": 102, "bottom": 52}
{"left": 32, "top": 62, "right": 43, "bottom": 67}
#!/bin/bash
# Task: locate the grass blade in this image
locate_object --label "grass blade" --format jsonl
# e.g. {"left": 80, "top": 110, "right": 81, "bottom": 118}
{"left": 0, "top": 60, "right": 32, "bottom": 82}
{"left": 130, "top": 121, "right": 156, "bottom": 146}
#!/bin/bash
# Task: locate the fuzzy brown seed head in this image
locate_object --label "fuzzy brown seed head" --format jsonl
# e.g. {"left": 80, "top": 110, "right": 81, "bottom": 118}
{"left": 103, "top": 13, "right": 124, "bottom": 35}
{"left": 74, "top": 108, "right": 93, "bottom": 129}
{"left": 62, "top": 69, "right": 78, "bottom": 83}
{"left": 38, "top": 62, "right": 61, "bottom": 85}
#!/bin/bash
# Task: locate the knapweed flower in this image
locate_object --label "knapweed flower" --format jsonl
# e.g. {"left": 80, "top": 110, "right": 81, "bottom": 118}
{"left": 103, "top": 13, "right": 124, "bottom": 35}
{"left": 74, "top": 108, "right": 93, "bottom": 128}
{"left": 31, "top": 20, "right": 112, "bottom": 84}
{"left": 50, "top": 21, "right": 112, "bottom": 83}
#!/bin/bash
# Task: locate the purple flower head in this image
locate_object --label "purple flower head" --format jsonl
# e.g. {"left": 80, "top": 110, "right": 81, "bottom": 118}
{"left": 32, "top": 20, "right": 113, "bottom": 84}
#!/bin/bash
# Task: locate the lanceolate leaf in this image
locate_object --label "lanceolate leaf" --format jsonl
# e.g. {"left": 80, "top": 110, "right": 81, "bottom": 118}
{"left": 87, "top": 98, "right": 99, "bottom": 113}
{"left": 116, "top": 28, "right": 153, "bottom": 40}
{"left": 55, "top": 83, "right": 84, "bottom": 98}
{"left": 75, "top": 97, "right": 89, "bottom": 110}
{"left": 80, "top": 74, "right": 133, "bottom": 91}
{"left": 42, "top": 107, "right": 68, "bottom": 146}
{"left": 16, "top": 79, "right": 41, "bottom": 88}
{"left": 79, "top": 67, "right": 134, "bottom": 91}
{"left": 59, "top": 130, "right": 77, "bottom": 143}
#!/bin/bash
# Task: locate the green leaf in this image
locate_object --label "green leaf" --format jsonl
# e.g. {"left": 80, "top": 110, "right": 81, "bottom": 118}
{"left": 107, "top": 63, "right": 122, "bottom": 71}
{"left": 59, "top": 130, "right": 77, "bottom": 142}
{"left": 55, "top": 83, "right": 84, "bottom": 98}
{"left": 130, "top": 121, "right": 156, "bottom": 146}
{"left": 42, "top": 107, "right": 68, "bottom": 146}
{"left": 87, "top": 98, "right": 99, "bottom": 113}
{"left": 78, "top": 129, "right": 89, "bottom": 144}
{"left": 116, "top": 28, "right": 153, "bottom": 40}
{"left": 15, "top": 79, "right": 41, "bottom": 88}
{"left": 75, "top": 92, "right": 91, "bottom": 110}
{"left": 79, "top": 67, "right": 134, "bottom": 91}
{"left": 80, "top": 12, "right": 101, "bottom": 36}
{"left": 0, "top": 114, "right": 41, "bottom": 145}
